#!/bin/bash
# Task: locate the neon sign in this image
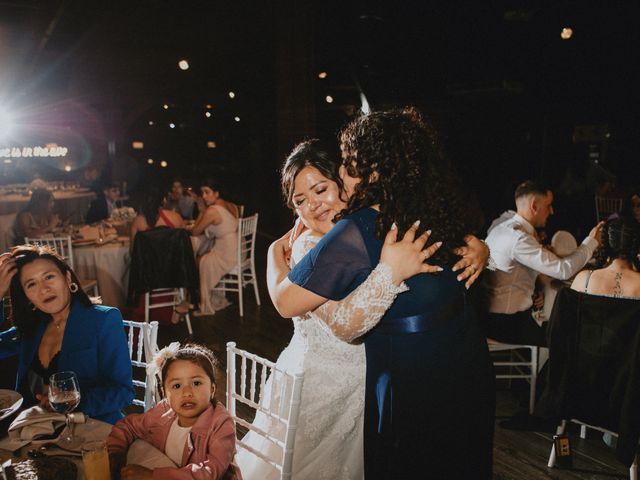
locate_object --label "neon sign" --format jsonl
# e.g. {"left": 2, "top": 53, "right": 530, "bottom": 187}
{"left": 0, "top": 146, "right": 69, "bottom": 158}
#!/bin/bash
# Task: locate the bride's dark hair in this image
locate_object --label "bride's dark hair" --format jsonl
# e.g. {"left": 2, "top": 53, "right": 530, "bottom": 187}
{"left": 281, "top": 139, "right": 344, "bottom": 210}
{"left": 338, "top": 107, "right": 480, "bottom": 264}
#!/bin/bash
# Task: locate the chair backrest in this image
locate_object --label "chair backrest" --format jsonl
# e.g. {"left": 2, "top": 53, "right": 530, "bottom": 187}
{"left": 226, "top": 341, "right": 303, "bottom": 480}
{"left": 24, "top": 236, "right": 74, "bottom": 269}
{"left": 127, "top": 227, "right": 198, "bottom": 305}
{"left": 122, "top": 319, "right": 160, "bottom": 411}
{"left": 595, "top": 195, "right": 623, "bottom": 222}
{"left": 237, "top": 214, "right": 258, "bottom": 269}
{"left": 537, "top": 288, "right": 640, "bottom": 466}
{"left": 237, "top": 205, "right": 245, "bottom": 218}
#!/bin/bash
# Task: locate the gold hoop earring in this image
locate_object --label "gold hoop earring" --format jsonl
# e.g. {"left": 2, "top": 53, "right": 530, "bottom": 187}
{"left": 69, "top": 282, "right": 79, "bottom": 293}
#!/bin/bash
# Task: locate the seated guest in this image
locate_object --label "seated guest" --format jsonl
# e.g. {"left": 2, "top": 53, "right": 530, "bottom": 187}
{"left": 165, "top": 179, "right": 196, "bottom": 220}
{"left": 86, "top": 182, "right": 121, "bottom": 224}
{"left": 107, "top": 343, "right": 241, "bottom": 480}
{"left": 14, "top": 188, "right": 60, "bottom": 244}
{"left": 484, "top": 180, "right": 603, "bottom": 346}
{"left": 130, "top": 189, "right": 184, "bottom": 243}
{"left": 190, "top": 179, "right": 239, "bottom": 316}
{"left": 0, "top": 245, "right": 134, "bottom": 424}
{"left": 571, "top": 216, "right": 640, "bottom": 298}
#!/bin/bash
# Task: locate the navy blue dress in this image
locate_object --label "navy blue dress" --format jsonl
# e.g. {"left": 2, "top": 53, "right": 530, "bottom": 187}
{"left": 289, "top": 208, "right": 494, "bottom": 479}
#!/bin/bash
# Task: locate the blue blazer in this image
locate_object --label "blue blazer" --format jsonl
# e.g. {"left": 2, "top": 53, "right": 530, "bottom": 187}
{"left": 2, "top": 300, "right": 134, "bottom": 424}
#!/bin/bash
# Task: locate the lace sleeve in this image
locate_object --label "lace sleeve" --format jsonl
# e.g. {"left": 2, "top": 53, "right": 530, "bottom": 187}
{"left": 313, "top": 262, "right": 409, "bottom": 342}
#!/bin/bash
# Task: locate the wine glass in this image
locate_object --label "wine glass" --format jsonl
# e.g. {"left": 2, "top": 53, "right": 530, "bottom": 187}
{"left": 49, "top": 371, "right": 83, "bottom": 447}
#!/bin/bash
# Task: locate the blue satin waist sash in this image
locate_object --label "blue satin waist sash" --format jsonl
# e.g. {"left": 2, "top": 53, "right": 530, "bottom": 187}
{"left": 375, "top": 301, "right": 465, "bottom": 334}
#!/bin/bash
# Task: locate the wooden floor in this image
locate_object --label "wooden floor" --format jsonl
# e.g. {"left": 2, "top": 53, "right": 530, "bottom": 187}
{"left": 156, "top": 235, "right": 632, "bottom": 479}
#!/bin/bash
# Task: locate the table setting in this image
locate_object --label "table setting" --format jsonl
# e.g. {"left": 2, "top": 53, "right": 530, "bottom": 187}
{"left": 0, "top": 370, "right": 174, "bottom": 479}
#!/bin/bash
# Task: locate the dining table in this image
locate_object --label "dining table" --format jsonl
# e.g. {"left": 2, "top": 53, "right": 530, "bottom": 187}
{"left": 73, "top": 237, "right": 130, "bottom": 310}
{"left": 0, "top": 409, "right": 175, "bottom": 479}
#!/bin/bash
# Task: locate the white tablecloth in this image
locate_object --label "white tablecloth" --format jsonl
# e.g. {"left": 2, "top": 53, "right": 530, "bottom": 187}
{"left": 74, "top": 240, "right": 130, "bottom": 309}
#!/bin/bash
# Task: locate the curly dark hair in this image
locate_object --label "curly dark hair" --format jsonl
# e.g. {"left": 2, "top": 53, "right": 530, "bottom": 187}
{"left": 595, "top": 216, "right": 640, "bottom": 270}
{"left": 9, "top": 245, "right": 91, "bottom": 339}
{"left": 160, "top": 343, "right": 218, "bottom": 407}
{"left": 338, "top": 107, "right": 479, "bottom": 264}
{"left": 281, "top": 139, "right": 344, "bottom": 210}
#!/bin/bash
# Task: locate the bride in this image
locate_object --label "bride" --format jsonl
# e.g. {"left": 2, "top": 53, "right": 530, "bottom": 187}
{"left": 236, "top": 140, "right": 441, "bottom": 479}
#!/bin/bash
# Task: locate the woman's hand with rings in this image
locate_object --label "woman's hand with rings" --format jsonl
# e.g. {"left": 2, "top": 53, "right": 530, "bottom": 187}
{"left": 380, "top": 220, "right": 443, "bottom": 286}
{"left": 452, "top": 234, "right": 489, "bottom": 289}
{"left": 0, "top": 253, "right": 17, "bottom": 298}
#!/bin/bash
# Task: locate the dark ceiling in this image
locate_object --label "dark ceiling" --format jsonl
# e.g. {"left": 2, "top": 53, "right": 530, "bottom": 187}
{"left": 1, "top": 1, "right": 638, "bottom": 231}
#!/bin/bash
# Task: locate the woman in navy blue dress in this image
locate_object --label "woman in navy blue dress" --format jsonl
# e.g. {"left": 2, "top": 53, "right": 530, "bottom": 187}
{"left": 268, "top": 108, "right": 494, "bottom": 478}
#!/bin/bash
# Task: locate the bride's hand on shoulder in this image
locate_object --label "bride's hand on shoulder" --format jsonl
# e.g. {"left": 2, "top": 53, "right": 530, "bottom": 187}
{"left": 271, "top": 228, "right": 294, "bottom": 266}
{"left": 380, "top": 220, "right": 443, "bottom": 286}
{"left": 288, "top": 217, "right": 307, "bottom": 250}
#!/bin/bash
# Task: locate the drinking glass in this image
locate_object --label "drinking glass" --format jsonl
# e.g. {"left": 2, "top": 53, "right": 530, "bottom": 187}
{"left": 49, "top": 371, "right": 82, "bottom": 447}
{"left": 82, "top": 440, "right": 110, "bottom": 480}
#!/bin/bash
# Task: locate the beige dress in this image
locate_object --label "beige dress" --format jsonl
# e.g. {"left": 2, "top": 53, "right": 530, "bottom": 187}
{"left": 199, "top": 205, "right": 239, "bottom": 314}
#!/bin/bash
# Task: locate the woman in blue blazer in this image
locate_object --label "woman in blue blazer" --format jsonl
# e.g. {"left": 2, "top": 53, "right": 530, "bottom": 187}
{"left": 0, "top": 246, "right": 134, "bottom": 424}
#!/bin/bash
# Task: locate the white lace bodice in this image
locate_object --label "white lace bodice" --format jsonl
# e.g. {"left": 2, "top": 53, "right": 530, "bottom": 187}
{"left": 238, "top": 230, "right": 406, "bottom": 479}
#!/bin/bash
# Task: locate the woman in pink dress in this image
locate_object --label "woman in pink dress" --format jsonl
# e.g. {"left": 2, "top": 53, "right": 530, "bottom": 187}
{"left": 191, "top": 179, "right": 240, "bottom": 316}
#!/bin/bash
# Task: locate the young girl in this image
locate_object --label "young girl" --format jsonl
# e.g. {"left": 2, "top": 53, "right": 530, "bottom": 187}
{"left": 106, "top": 343, "right": 242, "bottom": 480}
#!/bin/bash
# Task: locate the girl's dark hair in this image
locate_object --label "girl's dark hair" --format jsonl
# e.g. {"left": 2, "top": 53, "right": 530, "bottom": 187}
{"left": 338, "top": 106, "right": 479, "bottom": 264}
{"left": 200, "top": 178, "right": 225, "bottom": 199}
{"left": 25, "top": 188, "right": 53, "bottom": 215}
{"left": 137, "top": 188, "right": 167, "bottom": 226}
{"left": 9, "top": 245, "right": 91, "bottom": 338}
{"left": 595, "top": 217, "right": 640, "bottom": 270}
{"left": 160, "top": 343, "right": 218, "bottom": 407}
{"left": 281, "top": 139, "right": 344, "bottom": 210}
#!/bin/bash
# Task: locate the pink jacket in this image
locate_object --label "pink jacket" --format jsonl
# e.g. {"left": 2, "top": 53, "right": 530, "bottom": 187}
{"left": 106, "top": 400, "right": 242, "bottom": 480}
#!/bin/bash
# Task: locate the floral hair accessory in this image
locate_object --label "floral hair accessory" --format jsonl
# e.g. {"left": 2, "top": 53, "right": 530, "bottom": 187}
{"left": 146, "top": 341, "right": 180, "bottom": 378}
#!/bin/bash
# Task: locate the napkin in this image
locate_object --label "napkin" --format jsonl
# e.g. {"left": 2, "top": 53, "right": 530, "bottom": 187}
{"left": 0, "top": 407, "right": 86, "bottom": 453}
{"left": 8, "top": 407, "right": 85, "bottom": 441}
{"left": 127, "top": 439, "right": 177, "bottom": 469}
{"left": 78, "top": 225, "right": 99, "bottom": 240}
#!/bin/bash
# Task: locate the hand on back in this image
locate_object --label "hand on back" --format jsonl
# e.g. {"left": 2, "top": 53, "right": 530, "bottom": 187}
{"left": 380, "top": 221, "right": 442, "bottom": 286}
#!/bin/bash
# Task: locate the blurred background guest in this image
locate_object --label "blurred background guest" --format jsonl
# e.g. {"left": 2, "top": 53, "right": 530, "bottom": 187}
{"left": 165, "top": 178, "right": 196, "bottom": 220}
{"left": 0, "top": 245, "right": 134, "bottom": 424}
{"left": 13, "top": 188, "right": 60, "bottom": 244}
{"left": 190, "top": 178, "right": 239, "bottom": 316}
{"left": 86, "top": 182, "right": 121, "bottom": 224}
{"left": 130, "top": 188, "right": 184, "bottom": 243}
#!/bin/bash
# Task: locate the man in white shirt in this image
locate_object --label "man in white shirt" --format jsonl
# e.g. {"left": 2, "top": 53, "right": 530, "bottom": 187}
{"left": 484, "top": 180, "right": 603, "bottom": 346}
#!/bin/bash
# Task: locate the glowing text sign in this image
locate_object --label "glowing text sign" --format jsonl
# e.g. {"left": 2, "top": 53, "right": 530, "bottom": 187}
{"left": 0, "top": 146, "right": 69, "bottom": 158}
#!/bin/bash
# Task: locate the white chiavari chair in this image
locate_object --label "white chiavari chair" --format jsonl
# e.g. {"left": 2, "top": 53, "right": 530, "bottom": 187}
{"left": 226, "top": 341, "right": 304, "bottom": 480}
{"left": 122, "top": 319, "right": 159, "bottom": 411}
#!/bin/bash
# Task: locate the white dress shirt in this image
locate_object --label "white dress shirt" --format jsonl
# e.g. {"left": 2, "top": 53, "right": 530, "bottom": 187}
{"left": 484, "top": 212, "right": 598, "bottom": 314}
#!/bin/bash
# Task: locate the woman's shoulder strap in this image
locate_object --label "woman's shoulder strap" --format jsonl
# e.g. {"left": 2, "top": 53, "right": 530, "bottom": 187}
{"left": 584, "top": 269, "right": 595, "bottom": 292}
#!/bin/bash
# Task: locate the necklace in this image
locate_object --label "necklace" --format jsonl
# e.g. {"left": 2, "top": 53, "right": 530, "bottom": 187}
{"left": 52, "top": 319, "right": 63, "bottom": 330}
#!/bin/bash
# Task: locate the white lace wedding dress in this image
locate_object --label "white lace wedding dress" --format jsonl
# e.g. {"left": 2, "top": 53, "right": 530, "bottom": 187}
{"left": 236, "top": 231, "right": 407, "bottom": 480}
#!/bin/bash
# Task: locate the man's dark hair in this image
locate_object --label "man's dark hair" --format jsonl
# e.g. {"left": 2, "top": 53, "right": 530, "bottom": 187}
{"left": 514, "top": 180, "right": 550, "bottom": 201}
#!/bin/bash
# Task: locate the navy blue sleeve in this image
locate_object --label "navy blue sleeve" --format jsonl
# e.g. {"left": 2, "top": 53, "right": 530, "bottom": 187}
{"left": 288, "top": 219, "right": 373, "bottom": 301}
